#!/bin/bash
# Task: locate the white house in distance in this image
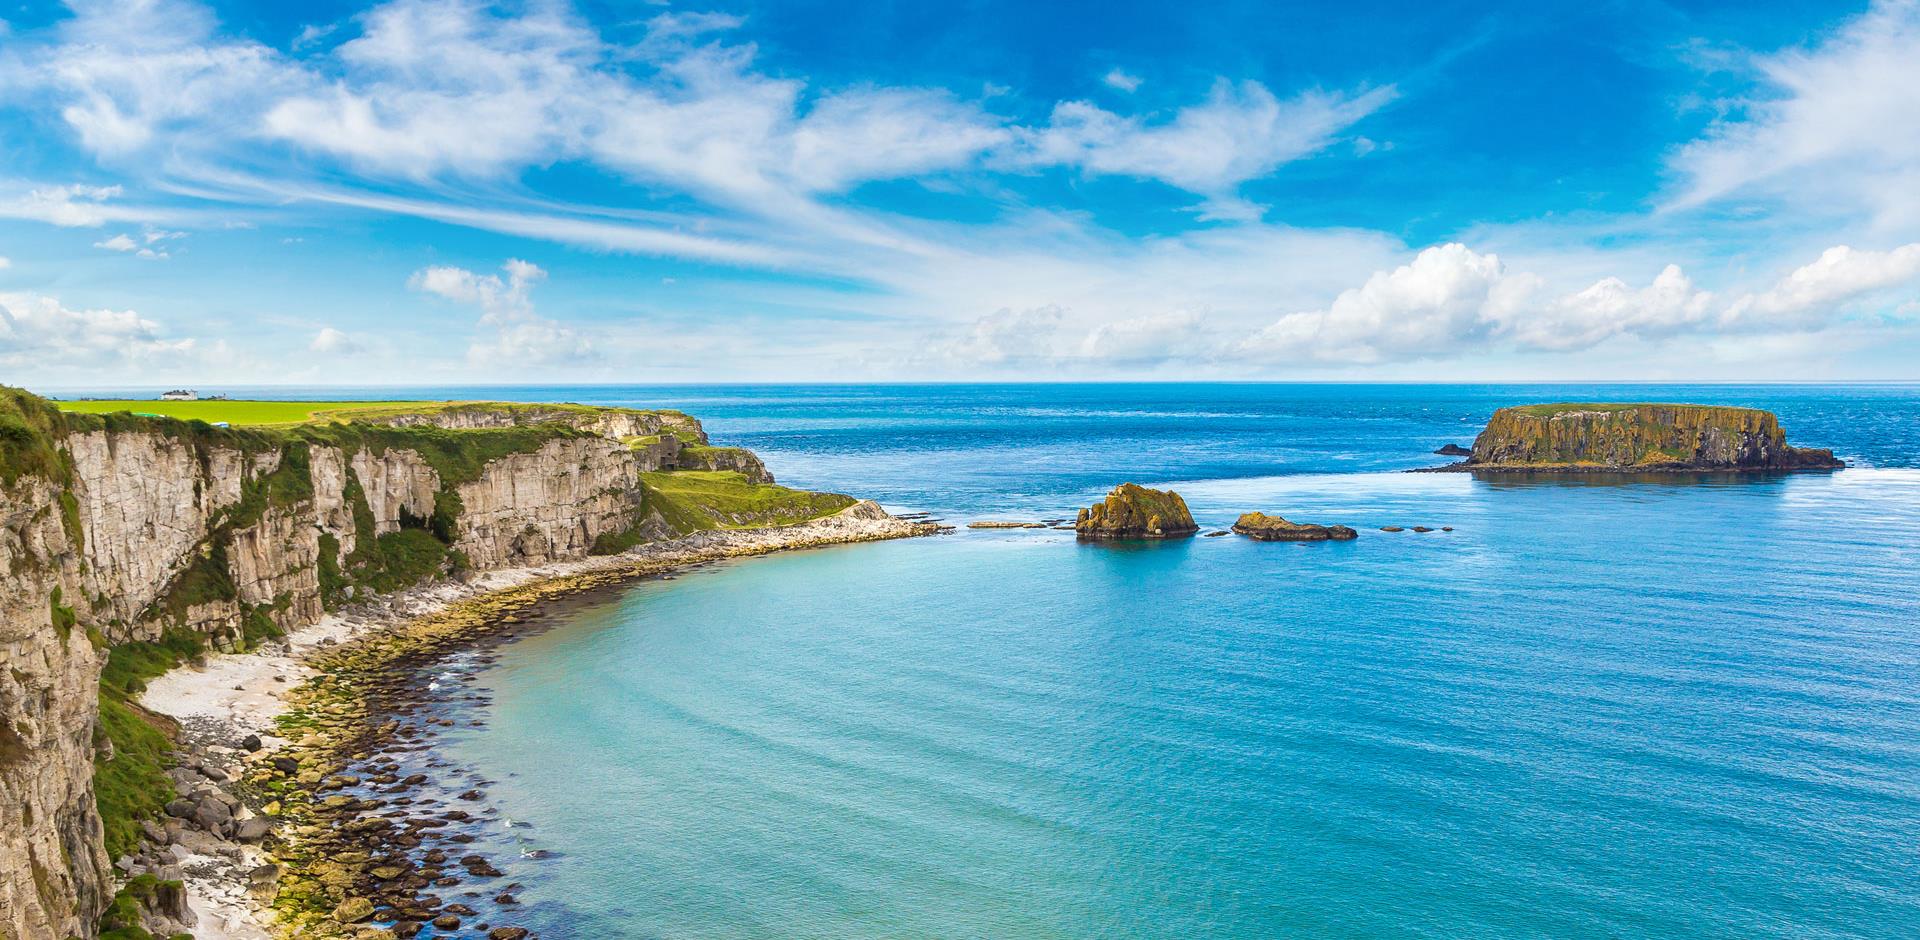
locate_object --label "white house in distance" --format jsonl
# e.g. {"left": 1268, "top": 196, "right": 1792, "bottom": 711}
{"left": 161, "top": 389, "right": 198, "bottom": 401}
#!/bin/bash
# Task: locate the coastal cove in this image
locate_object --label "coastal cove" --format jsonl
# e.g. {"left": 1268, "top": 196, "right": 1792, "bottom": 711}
{"left": 429, "top": 463, "right": 1920, "bottom": 939}
{"left": 14, "top": 382, "right": 1920, "bottom": 939}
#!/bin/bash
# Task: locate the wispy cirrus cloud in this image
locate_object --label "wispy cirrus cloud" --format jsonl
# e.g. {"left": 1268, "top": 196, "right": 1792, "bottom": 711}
{"left": 1668, "top": 0, "right": 1920, "bottom": 229}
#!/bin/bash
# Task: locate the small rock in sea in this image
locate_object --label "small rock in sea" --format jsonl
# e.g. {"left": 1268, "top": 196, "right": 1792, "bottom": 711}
{"left": 1411, "top": 526, "right": 1434, "bottom": 532}
{"left": 490, "top": 928, "right": 531, "bottom": 940}
{"left": 1441, "top": 526, "right": 1454, "bottom": 532}
{"left": 1380, "top": 526, "right": 1405, "bottom": 532}
{"left": 495, "top": 893, "right": 518, "bottom": 905}
{"left": 432, "top": 914, "right": 461, "bottom": 930}
{"left": 1434, "top": 443, "right": 1474, "bottom": 457}
{"left": 1203, "top": 530, "right": 1229, "bottom": 537}
{"left": 458, "top": 789, "right": 485, "bottom": 801}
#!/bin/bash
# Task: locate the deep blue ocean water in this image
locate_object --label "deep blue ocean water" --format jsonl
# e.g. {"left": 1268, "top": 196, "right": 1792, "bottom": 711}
{"left": 53, "top": 383, "right": 1920, "bottom": 937}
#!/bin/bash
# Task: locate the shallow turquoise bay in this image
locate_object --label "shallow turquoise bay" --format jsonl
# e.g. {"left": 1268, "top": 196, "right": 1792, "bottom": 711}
{"left": 309, "top": 384, "right": 1920, "bottom": 938}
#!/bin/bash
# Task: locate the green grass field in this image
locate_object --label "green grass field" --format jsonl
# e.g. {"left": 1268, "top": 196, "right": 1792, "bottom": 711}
{"left": 53, "top": 399, "right": 429, "bottom": 426}
{"left": 640, "top": 470, "right": 856, "bottom": 531}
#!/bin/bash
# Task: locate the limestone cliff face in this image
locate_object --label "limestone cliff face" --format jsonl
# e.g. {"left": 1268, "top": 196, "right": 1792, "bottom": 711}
{"left": 1465, "top": 404, "right": 1843, "bottom": 471}
{"left": 0, "top": 392, "right": 765, "bottom": 937}
{"left": 0, "top": 475, "right": 114, "bottom": 940}
{"left": 1075, "top": 483, "right": 1199, "bottom": 539}
{"left": 349, "top": 447, "right": 440, "bottom": 536}
{"left": 451, "top": 437, "right": 646, "bottom": 569}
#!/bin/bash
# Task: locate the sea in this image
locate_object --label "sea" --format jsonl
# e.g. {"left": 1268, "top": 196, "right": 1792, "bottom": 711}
{"left": 62, "top": 383, "right": 1920, "bottom": 938}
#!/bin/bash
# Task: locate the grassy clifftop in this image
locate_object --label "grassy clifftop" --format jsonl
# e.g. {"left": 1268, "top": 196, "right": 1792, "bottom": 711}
{"left": 1467, "top": 403, "right": 1842, "bottom": 471}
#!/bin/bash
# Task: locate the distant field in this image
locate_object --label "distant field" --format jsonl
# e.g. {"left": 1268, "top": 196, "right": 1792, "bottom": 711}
{"left": 53, "top": 400, "right": 428, "bottom": 426}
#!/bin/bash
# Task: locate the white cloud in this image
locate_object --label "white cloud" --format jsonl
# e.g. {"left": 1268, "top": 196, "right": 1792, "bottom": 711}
{"left": 1102, "top": 67, "right": 1142, "bottom": 92}
{"left": 0, "top": 290, "right": 198, "bottom": 369}
{"left": 1012, "top": 80, "right": 1395, "bottom": 219}
{"left": 1078, "top": 309, "right": 1211, "bottom": 363}
{"left": 0, "top": 184, "right": 128, "bottom": 227}
{"left": 1669, "top": 0, "right": 1920, "bottom": 228}
{"left": 788, "top": 88, "right": 1011, "bottom": 192}
{"left": 0, "top": 256, "right": 11, "bottom": 270}
{"left": 1243, "top": 243, "right": 1522, "bottom": 362}
{"left": 408, "top": 258, "right": 596, "bottom": 366}
{"left": 93, "top": 226, "right": 182, "bottom": 258}
{"left": 1241, "top": 241, "right": 1920, "bottom": 364}
{"left": 308, "top": 326, "right": 362, "bottom": 354}
{"left": 1724, "top": 243, "right": 1920, "bottom": 326}
{"left": 31, "top": 0, "right": 290, "bottom": 156}
{"left": 940, "top": 305, "right": 1065, "bottom": 365}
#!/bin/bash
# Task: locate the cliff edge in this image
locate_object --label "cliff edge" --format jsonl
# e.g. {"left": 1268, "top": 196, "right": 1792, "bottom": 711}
{"left": 1453, "top": 403, "right": 1843, "bottom": 472}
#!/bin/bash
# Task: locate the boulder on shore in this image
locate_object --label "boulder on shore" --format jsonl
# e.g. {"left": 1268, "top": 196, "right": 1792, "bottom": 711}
{"left": 1445, "top": 403, "right": 1843, "bottom": 472}
{"left": 1231, "top": 512, "right": 1357, "bottom": 542}
{"left": 1075, "top": 483, "right": 1199, "bottom": 540}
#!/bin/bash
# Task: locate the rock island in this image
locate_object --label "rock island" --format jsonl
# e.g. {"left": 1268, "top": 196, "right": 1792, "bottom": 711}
{"left": 1441, "top": 403, "right": 1843, "bottom": 472}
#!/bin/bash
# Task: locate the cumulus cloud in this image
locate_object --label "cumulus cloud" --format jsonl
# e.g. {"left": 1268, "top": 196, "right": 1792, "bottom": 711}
{"left": 0, "top": 290, "right": 198, "bottom": 369}
{"left": 1724, "top": 243, "right": 1920, "bottom": 326}
{"left": 1241, "top": 241, "right": 1920, "bottom": 363}
{"left": 0, "top": 256, "right": 11, "bottom": 270}
{"left": 1669, "top": 0, "right": 1920, "bottom": 227}
{"left": 308, "top": 326, "right": 363, "bottom": 354}
{"left": 408, "top": 258, "right": 596, "bottom": 366}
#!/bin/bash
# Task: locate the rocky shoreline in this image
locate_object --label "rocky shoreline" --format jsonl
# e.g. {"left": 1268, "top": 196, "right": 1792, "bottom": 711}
{"left": 136, "top": 503, "right": 937, "bottom": 939}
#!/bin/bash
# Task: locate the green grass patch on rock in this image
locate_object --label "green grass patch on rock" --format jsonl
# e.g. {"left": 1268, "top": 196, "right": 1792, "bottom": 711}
{"left": 639, "top": 470, "right": 854, "bottom": 533}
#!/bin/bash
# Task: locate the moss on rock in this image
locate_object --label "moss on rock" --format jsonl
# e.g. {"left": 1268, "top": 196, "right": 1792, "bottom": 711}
{"left": 1464, "top": 403, "right": 1842, "bottom": 471}
{"left": 1075, "top": 483, "right": 1199, "bottom": 540}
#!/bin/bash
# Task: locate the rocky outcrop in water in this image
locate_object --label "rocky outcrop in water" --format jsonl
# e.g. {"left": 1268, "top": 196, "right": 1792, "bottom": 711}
{"left": 1230, "top": 512, "right": 1357, "bottom": 541}
{"left": 1074, "top": 483, "right": 1198, "bottom": 539}
{"left": 1444, "top": 403, "right": 1843, "bottom": 472}
{"left": 0, "top": 387, "right": 816, "bottom": 937}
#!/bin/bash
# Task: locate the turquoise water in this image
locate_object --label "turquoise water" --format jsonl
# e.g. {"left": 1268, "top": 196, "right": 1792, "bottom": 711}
{"left": 62, "top": 383, "right": 1920, "bottom": 936}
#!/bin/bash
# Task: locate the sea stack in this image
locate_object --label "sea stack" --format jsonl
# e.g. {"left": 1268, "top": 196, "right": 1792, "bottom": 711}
{"left": 1231, "top": 512, "right": 1358, "bottom": 541}
{"left": 1451, "top": 403, "right": 1843, "bottom": 472}
{"left": 1075, "top": 483, "right": 1199, "bottom": 539}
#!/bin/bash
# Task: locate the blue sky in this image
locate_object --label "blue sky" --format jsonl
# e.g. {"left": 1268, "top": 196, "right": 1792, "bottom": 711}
{"left": 2, "top": 0, "right": 1919, "bottom": 386}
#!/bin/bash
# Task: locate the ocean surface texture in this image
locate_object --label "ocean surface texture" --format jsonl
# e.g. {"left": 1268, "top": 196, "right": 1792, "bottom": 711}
{"left": 101, "top": 384, "right": 1920, "bottom": 938}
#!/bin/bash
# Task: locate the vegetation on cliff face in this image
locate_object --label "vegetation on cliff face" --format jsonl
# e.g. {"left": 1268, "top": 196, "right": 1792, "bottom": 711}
{"left": 1075, "top": 483, "right": 1199, "bottom": 539}
{"left": 93, "top": 628, "right": 208, "bottom": 859}
{"left": 635, "top": 470, "right": 855, "bottom": 533}
{"left": 1231, "top": 511, "right": 1358, "bottom": 541}
{"left": 1465, "top": 403, "right": 1842, "bottom": 471}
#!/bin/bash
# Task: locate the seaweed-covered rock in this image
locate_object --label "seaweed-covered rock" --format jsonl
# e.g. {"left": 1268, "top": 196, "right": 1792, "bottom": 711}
{"left": 1074, "top": 484, "right": 1198, "bottom": 540}
{"left": 1230, "top": 512, "right": 1357, "bottom": 541}
{"left": 1458, "top": 403, "right": 1842, "bottom": 471}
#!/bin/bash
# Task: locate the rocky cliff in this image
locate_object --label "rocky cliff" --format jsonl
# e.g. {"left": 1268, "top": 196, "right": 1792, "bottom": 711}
{"left": 1075, "top": 483, "right": 1199, "bottom": 539}
{"left": 1458, "top": 403, "right": 1843, "bottom": 472}
{"left": 0, "top": 388, "right": 823, "bottom": 938}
